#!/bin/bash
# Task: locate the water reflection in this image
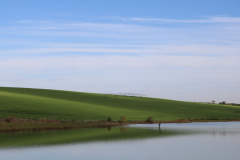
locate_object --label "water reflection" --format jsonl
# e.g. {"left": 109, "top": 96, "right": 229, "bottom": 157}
{"left": 0, "top": 126, "right": 179, "bottom": 148}
{"left": 128, "top": 121, "right": 240, "bottom": 136}
{"left": 1, "top": 122, "right": 240, "bottom": 160}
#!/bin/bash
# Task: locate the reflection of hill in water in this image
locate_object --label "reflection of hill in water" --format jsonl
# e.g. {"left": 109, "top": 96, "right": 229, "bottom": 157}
{"left": 3, "top": 122, "right": 240, "bottom": 148}
{"left": 0, "top": 127, "right": 181, "bottom": 148}
{"left": 128, "top": 122, "right": 240, "bottom": 137}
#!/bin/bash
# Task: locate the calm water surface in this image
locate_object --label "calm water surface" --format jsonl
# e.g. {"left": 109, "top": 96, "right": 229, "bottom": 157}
{"left": 1, "top": 122, "right": 240, "bottom": 160}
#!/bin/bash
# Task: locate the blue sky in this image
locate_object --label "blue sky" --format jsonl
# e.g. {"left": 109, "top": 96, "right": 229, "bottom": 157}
{"left": 0, "top": 0, "right": 240, "bottom": 103}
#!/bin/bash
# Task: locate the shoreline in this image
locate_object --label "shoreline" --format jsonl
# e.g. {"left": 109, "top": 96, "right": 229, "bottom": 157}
{"left": 1, "top": 117, "right": 240, "bottom": 133}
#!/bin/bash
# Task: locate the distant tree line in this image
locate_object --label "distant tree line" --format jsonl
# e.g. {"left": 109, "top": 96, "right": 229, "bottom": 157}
{"left": 211, "top": 100, "right": 240, "bottom": 106}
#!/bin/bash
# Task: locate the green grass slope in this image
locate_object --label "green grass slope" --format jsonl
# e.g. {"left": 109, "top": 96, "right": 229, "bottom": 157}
{"left": 0, "top": 87, "right": 240, "bottom": 121}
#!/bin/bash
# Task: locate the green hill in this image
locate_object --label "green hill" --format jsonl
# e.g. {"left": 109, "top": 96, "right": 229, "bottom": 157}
{"left": 0, "top": 87, "right": 240, "bottom": 121}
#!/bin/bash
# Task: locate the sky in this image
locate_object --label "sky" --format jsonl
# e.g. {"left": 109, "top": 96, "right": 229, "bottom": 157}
{"left": 0, "top": 0, "right": 240, "bottom": 103}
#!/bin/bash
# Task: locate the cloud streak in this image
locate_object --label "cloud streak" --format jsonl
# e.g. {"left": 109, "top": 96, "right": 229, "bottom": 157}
{"left": 1, "top": 44, "right": 240, "bottom": 57}
{"left": 1, "top": 54, "right": 239, "bottom": 69}
{"left": 130, "top": 16, "right": 240, "bottom": 23}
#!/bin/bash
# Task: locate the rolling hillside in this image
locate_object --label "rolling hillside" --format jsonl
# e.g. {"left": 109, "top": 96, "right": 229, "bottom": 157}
{"left": 0, "top": 87, "right": 240, "bottom": 121}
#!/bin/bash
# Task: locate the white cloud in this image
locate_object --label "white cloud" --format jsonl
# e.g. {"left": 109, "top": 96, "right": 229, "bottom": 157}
{"left": 1, "top": 44, "right": 240, "bottom": 56}
{"left": 1, "top": 17, "right": 240, "bottom": 103}
{"left": 130, "top": 16, "right": 240, "bottom": 23}
{"left": 2, "top": 17, "right": 240, "bottom": 46}
{"left": 0, "top": 54, "right": 239, "bottom": 69}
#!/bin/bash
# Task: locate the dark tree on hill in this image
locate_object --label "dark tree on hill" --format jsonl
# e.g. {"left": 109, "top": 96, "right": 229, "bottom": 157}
{"left": 219, "top": 101, "right": 226, "bottom": 105}
{"left": 211, "top": 100, "right": 215, "bottom": 104}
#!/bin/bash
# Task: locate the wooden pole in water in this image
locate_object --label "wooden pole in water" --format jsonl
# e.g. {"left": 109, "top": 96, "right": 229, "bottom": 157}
{"left": 159, "top": 121, "right": 161, "bottom": 129}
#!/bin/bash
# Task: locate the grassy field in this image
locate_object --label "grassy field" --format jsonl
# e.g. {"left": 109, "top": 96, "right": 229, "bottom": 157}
{"left": 0, "top": 87, "right": 240, "bottom": 121}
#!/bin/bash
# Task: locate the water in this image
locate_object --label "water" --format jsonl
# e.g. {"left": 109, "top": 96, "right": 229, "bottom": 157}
{"left": 1, "top": 122, "right": 240, "bottom": 160}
